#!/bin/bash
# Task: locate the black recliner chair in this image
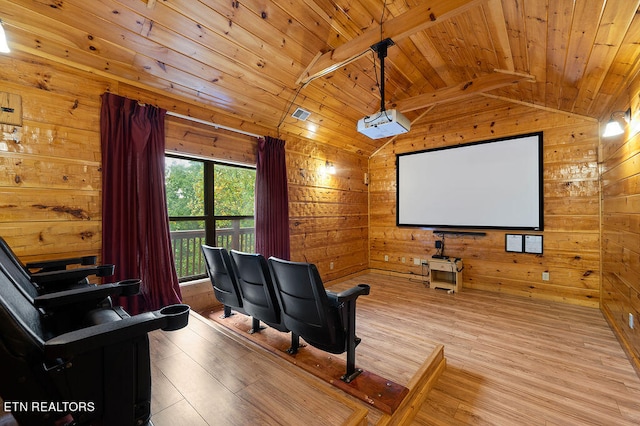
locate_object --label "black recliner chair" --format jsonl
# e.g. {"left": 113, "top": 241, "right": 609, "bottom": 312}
{"left": 201, "top": 245, "right": 245, "bottom": 318}
{"left": 0, "top": 258, "right": 190, "bottom": 426}
{"left": 230, "top": 250, "right": 288, "bottom": 333}
{"left": 267, "top": 257, "right": 370, "bottom": 383}
{"left": 0, "top": 239, "right": 140, "bottom": 333}
{"left": 0, "top": 236, "right": 115, "bottom": 296}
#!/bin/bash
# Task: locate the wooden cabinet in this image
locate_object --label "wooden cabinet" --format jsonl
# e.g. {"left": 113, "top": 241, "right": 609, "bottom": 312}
{"left": 427, "top": 258, "right": 463, "bottom": 293}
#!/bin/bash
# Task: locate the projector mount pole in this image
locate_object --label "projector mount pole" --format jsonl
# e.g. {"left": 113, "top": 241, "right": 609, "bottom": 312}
{"left": 371, "top": 38, "right": 394, "bottom": 113}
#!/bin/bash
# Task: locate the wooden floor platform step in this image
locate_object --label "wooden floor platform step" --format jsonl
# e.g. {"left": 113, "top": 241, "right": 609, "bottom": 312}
{"left": 202, "top": 308, "right": 445, "bottom": 422}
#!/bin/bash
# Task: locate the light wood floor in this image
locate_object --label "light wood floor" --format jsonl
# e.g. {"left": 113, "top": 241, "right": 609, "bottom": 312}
{"left": 150, "top": 272, "right": 640, "bottom": 425}
{"left": 149, "top": 312, "right": 368, "bottom": 426}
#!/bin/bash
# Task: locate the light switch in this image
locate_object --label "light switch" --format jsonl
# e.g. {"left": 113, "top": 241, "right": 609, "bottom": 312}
{"left": 0, "top": 92, "right": 22, "bottom": 126}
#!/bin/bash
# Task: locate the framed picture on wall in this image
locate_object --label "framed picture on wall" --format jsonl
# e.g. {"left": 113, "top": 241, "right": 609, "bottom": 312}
{"left": 524, "top": 235, "right": 543, "bottom": 254}
{"left": 505, "top": 234, "right": 524, "bottom": 253}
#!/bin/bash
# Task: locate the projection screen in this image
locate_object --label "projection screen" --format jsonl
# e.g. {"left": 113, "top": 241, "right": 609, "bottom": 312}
{"left": 396, "top": 132, "right": 543, "bottom": 230}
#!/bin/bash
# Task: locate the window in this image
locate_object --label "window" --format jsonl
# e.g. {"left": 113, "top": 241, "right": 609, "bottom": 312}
{"left": 165, "top": 156, "right": 255, "bottom": 282}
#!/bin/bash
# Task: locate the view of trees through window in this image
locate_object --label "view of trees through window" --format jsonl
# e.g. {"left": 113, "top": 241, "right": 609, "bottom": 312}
{"left": 165, "top": 156, "right": 256, "bottom": 281}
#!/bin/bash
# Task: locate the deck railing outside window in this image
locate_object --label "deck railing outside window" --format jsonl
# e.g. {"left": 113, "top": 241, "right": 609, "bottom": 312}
{"left": 170, "top": 222, "right": 255, "bottom": 281}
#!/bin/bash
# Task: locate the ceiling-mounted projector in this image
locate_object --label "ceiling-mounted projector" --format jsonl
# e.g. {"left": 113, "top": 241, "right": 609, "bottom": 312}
{"left": 357, "top": 39, "right": 410, "bottom": 139}
{"left": 357, "top": 109, "right": 410, "bottom": 139}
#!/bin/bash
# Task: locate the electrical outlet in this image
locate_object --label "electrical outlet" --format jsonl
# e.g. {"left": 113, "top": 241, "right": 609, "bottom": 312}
{"left": 329, "top": 262, "right": 334, "bottom": 270}
{"left": 630, "top": 313, "right": 635, "bottom": 329}
{"left": 401, "top": 257, "right": 406, "bottom": 263}
{"left": 542, "top": 271, "right": 549, "bottom": 281}
{"left": 384, "top": 255, "right": 389, "bottom": 262}
{"left": 413, "top": 257, "right": 421, "bottom": 265}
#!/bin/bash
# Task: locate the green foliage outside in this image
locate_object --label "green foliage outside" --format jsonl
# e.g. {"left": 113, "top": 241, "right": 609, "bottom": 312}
{"left": 165, "top": 158, "right": 204, "bottom": 229}
{"left": 214, "top": 164, "right": 256, "bottom": 229}
{"left": 164, "top": 157, "right": 256, "bottom": 279}
{"left": 165, "top": 158, "right": 256, "bottom": 226}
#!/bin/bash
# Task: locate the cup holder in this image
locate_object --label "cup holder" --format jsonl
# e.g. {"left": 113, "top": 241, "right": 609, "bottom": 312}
{"left": 97, "top": 264, "right": 116, "bottom": 276}
{"left": 159, "top": 304, "right": 190, "bottom": 331}
{"left": 117, "top": 279, "right": 142, "bottom": 296}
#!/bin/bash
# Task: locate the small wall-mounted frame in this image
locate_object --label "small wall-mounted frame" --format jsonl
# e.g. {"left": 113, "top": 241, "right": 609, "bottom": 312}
{"left": 0, "top": 92, "right": 22, "bottom": 126}
{"left": 524, "top": 235, "right": 543, "bottom": 254}
{"left": 505, "top": 234, "right": 523, "bottom": 253}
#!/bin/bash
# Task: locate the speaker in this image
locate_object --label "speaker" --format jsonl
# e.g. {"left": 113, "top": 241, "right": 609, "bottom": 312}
{"left": 435, "top": 240, "right": 443, "bottom": 249}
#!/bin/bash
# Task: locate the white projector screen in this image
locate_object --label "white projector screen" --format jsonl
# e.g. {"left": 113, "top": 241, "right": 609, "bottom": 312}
{"left": 396, "top": 132, "right": 543, "bottom": 230}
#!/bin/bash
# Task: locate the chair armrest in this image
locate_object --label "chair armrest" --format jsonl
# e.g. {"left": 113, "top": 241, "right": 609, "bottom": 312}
{"left": 26, "top": 255, "right": 98, "bottom": 271}
{"left": 44, "top": 304, "right": 190, "bottom": 359}
{"left": 325, "top": 291, "right": 339, "bottom": 308}
{"left": 33, "top": 279, "right": 140, "bottom": 309}
{"left": 336, "top": 284, "right": 370, "bottom": 302}
{"left": 31, "top": 265, "right": 116, "bottom": 286}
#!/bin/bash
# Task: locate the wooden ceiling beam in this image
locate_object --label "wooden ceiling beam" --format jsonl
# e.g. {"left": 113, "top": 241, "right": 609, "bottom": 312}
{"left": 296, "top": 0, "right": 483, "bottom": 85}
{"left": 390, "top": 71, "right": 535, "bottom": 113}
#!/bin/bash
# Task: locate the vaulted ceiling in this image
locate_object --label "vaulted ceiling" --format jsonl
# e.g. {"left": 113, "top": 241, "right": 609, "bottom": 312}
{"left": 2, "top": 0, "right": 640, "bottom": 155}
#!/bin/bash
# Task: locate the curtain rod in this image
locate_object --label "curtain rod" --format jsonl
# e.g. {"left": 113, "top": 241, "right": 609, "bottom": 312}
{"left": 166, "top": 111, "right": 262, "bottom": 139}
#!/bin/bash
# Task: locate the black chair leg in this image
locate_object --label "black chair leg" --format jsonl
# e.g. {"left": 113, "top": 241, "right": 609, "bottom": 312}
{"left": 287, "top": 332, "right": 300, "bottom": 354}
{"left": 248, "top": 317, "right": 265, "bottom": 334}
{"left": 220, "top": 305, "right": 234, "bottom": 318}
{"left": 341, "top": 299, "right": 363, "bottom": 383}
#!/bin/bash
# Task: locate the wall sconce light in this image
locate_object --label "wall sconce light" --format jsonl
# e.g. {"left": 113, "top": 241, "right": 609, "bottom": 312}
{"left": 2, "top": 127, "right": 20, "bottom": 143}
{"left": 602, "top": 108, "right": 631, "bottom": 137}
{"left": 0, "top": 20, "right": 10, "bottom": 53}
{"left": 11, "top": 127, "right": 20, "bottom": 143}
{"left": 325, "top": 160, "right": 336, "bottom": 175}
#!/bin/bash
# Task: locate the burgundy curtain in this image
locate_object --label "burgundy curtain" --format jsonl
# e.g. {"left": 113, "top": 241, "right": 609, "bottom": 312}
{"left": 100, "top": 92, "right": 182, "bottom": 314}
{"left": 255, "top": 136, "right": 290, "bottom": 260}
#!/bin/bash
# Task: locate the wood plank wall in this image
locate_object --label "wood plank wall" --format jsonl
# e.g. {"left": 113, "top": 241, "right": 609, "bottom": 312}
{"left": 369, "top": 97, "right": 601, "bottom": 307}
{"left": 0, "top": 51, "right": 114, "bottom": 263}
{"left": 600, "top": 77, "right": 640, "bottom": 375}
{"left": 0, "top": 51, "right": 368, "bottom": 284}
{"left": 285, "top": 135, "right": 369, "bottom": 280}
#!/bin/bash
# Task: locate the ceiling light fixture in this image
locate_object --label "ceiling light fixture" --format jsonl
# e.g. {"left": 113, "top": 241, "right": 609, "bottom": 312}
{"left": 0, "top": 20, "right": 10, "bottom": 53}
{"left": 602, "top": 108, "right": 631, "bottom": 137}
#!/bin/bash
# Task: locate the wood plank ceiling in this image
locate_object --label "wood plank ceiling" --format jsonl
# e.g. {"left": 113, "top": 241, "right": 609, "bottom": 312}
{"left": 1, "top": 0, "right": 640, "bottom": 155}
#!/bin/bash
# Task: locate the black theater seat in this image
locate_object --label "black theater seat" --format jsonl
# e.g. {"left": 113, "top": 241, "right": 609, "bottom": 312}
{"left": 230, "top": 250, "right": 288, "bottom": 333}
{"left": 0, "top": 236, "right": 115, "bottom": 296}
{"left": 201, "top": 245, "right": 246, "bottom": 318}
{"left": 0, "top": 250, "right": 190, "bottom": 425}
{"left": 268, "top": 257, "right": 370, "bottom": 382}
